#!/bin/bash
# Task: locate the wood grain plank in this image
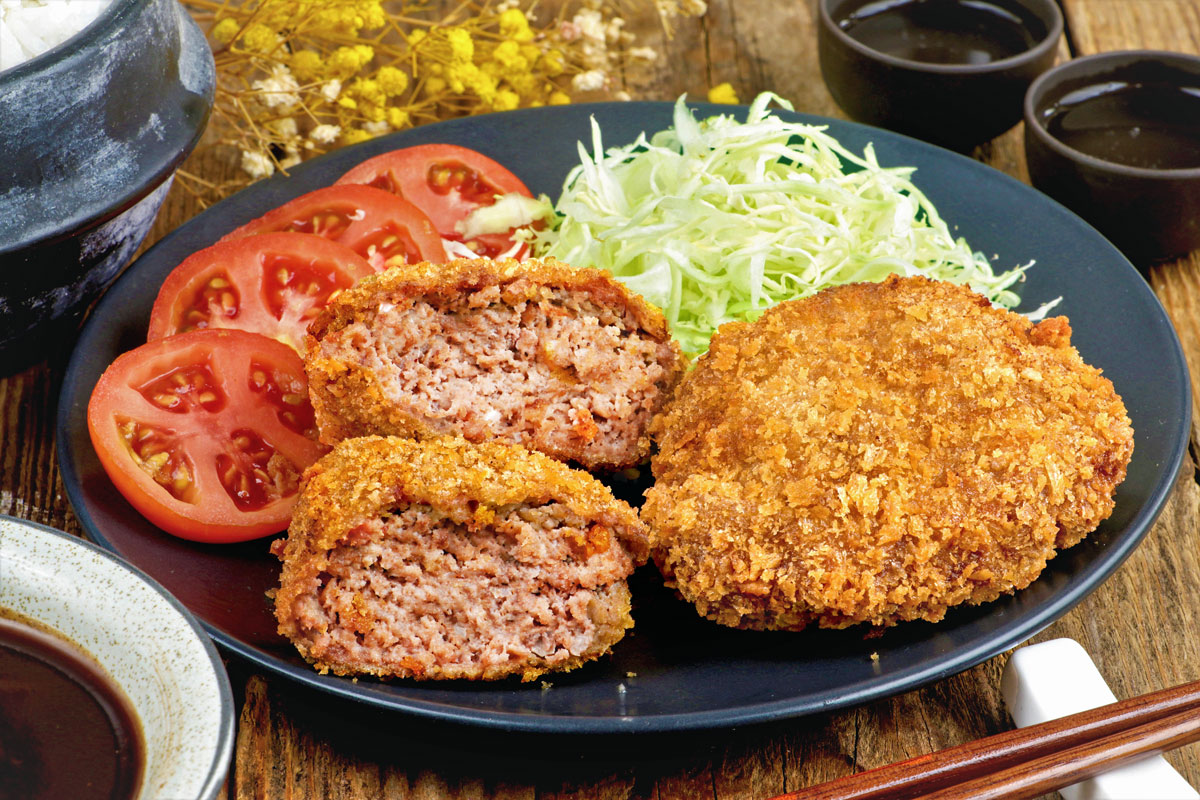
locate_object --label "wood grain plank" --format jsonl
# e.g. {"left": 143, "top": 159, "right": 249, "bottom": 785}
{"left": 1064, "top": 0, "right": 1200, "bottom": 55}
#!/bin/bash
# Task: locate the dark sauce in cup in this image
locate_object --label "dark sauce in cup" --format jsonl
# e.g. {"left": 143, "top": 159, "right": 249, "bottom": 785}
{"left": 0, "top": 614, "right": 144, "bottom": 800}
{"left": 839, "top": 0, "right": 1041, "bottom": 65}
{"left": 1040, "top": 81, "right": 1200, "bottom": 170}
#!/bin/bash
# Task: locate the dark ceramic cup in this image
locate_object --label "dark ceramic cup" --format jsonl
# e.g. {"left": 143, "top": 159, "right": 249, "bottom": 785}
{"left": 1024, "top": 50, "right": 1200, "bottom": 265}
{"left": 0, "top": 0, "right": 214, "bottom": 374}
{"left": 818, "top": 0, "right": 1063, "bottom": 151}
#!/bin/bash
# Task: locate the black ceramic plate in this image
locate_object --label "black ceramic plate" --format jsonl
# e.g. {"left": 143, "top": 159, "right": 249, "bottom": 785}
{"left": 58, "top": 103, "right": 1189, "bottom": 735}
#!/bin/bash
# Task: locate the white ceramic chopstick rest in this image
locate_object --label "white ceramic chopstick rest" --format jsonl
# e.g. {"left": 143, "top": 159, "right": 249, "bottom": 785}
{"left": 1001, "top": 637, "right": 1199, "bottom": 800}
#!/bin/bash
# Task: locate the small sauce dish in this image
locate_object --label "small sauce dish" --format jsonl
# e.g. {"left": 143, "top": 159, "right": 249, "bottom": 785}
{"left": 817, "top": 0, "right": 1063, "bottom": 151}
{"left": 1024, "top": 50, "right": 1200, "bottom": 264}
{"left": 0, "top": 516, "right": 233, "bottom": 800}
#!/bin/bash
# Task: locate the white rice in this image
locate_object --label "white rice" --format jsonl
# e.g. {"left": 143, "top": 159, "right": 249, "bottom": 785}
{"left": 0, "top": 0, "right": 112, "bottom": 72}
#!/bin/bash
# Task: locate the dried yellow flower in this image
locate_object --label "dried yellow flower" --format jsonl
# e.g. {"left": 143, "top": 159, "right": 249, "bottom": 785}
{"left": 180, "top": 0, "right": 704, "bottom": 204}
{"left": 211, "top": 17, "right": 240, "bottom": 43}
{"left": 376, "top": 66, "right": 409, "bottom": 96}
{"left": 707, "top": 82, "right": 740, "bottom": 104}
{"left": 239, "top": 22, "right": 278, "bottom": 53}
{"left": 498, "top": 8, "right": 534, "bottom": 43}
{"left": 289, "top": 50, "right": 323, "bottom": 81}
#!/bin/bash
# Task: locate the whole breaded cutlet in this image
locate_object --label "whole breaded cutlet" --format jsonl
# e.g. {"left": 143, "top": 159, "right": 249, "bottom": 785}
{"left": 304, "top": 257, "right": 684, "bottom": 471}
{"left": 274, "top": 435, "right": 649, "bottom": 681}
{"left": 642, "top": 275, "right": 1134, "bottom": 631}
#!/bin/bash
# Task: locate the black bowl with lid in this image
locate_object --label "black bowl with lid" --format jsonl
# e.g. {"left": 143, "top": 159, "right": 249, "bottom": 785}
{"left": 817, "top": 0, "right": 1063, "bottom": 151}
{"left": 0, "top": 0, "right": 214, "bottom": 374}
{"left": 1024, "top": 50, "right": 1200, "bottom": 265}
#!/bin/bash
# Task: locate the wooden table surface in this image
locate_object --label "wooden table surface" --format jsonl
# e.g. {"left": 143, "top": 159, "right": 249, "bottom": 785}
{"left": 6, "top": 1, "right": 1200, "bottom": 798}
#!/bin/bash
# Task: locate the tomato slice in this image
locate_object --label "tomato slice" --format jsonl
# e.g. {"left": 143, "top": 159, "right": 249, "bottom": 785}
{"left": 87, "top": 329, "right": 327, "bottom": 543}
{"left": 147, "top": 232, "right": 373, "bottom": 353}
{"left": 220, "top": 185, "right": 446, "bottom": 271}
{"left": 335, "top": 144, "right": 533, "bottom": 258}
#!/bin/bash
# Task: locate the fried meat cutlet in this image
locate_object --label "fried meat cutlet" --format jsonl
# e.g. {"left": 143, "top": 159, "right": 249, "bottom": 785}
{"left": 642, "top": 275, "right": 1134, "bottom": 631}
{"left": 274, "top": 435, "right": 650, "bottom": 681}
{"left": 304, "top": 257, "right": 685, "bottom": 470}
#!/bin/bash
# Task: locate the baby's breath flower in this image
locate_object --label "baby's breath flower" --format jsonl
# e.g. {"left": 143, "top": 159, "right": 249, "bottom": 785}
{"left": 251, "top": 64, "right": 300, "bottom": 108}
{"left": 211, "top": 17, "right": 240, "bottom": 44}
{"left": 239, "top": 22, "right": 278, "bottom": 54}
{"left": 386, "top": 108, "right": 410, "bottom": 128}
{"left": 571, "top": 69, "right": 607, "bottom": 92}
{"left": 328, "top": 44, "right": 374, "bottom": 78}
{"left": 320, "top": 79, "right": 342, "bottom": 102}
{"left": 309, "top": 124, "right": 342, "bottom": 144}
{"left": 241, "top": 150, "right": 275, "bottom": 178}
{"left": 707, "top": 82, "right": 739, "bottom": 104}
{"left": 499, "top": 8, "right": 534, "bottom": 43}
{"left": 269, "top": 116, "right": 299, "bottom": 137}
{"left": 493, "top": 89, "right": 520, "bottom": 111}
{"left": 492, "top": 40, "right": 527, "bottom": 71}
{"left": 539, "top": 49, "right": 565, "bottom": 77}
{"left": 340, "top": 128, "right": 375, "bottom": 145}
{"left": 376, "top": 66, "right": 409, "bottom": 96}
{"left": 289, "top": 50, "right": 323, "bottom": 82}
{"left": 187, "top": 0, "right": 704, "bottom": 199}
{"left": 446, "top": 28, "right": 475, "bottom": 63}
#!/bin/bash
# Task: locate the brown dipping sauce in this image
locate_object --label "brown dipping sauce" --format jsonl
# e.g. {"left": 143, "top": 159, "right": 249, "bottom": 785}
{"left": 1040, "top": 81, "right": 1200, "bottom": 170}
{"left": 0, "top": 613, "right": 144, "bottom": 800}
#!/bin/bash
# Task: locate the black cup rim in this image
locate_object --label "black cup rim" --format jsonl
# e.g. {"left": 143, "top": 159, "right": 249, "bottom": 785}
{"left": 818, "top": 0, "right": 1064, "bottom": 75}
{"left": 0, "top": 0, "right": 142, "bottom": 86}
{"left": 1023, "top": 49, "right": 1200, "bottom": 179}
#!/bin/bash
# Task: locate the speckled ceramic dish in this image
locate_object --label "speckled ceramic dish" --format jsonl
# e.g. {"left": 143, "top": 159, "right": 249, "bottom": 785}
{"left": 0, "top": 516, "right": 233, "bottom": 799}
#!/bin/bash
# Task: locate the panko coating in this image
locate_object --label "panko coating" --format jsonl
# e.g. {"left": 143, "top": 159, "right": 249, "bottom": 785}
{"left": 304, "top": 257, "right": 685, "bottom": 470}
{"left": 274, "top": 435, "right": 649, "bottom": 681}
{"left": 642, "top": 275, "right": 1134, "bottom": 631}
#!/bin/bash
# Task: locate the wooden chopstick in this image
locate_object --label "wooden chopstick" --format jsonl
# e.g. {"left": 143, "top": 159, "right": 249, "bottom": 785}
{"left": 910, "top": 704, "right": 1200, "bottom": 800}
{"left": 770, "top": 677, "right": 1200, "bottom": 800}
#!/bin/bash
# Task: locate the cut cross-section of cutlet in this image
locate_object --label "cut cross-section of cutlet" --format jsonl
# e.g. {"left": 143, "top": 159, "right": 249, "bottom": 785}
{"left": 273, "top": 435, "right": 649, "bottom": 681}
{"left": 304, "top": 257, "right": 685, "bottom": 470}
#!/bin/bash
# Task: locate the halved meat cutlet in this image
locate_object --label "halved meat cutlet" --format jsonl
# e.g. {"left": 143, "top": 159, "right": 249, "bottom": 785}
{"left": 643, "top": 275, "right": 1134, "bottom": 632}
{"left": 273, "top": 435, "right": 649, "bottom": 681}
{"left": 304, "top": 257, "right": 684, "bottom": 470}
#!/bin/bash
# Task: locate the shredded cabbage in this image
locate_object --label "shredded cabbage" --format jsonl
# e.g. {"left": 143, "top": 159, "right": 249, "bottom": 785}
{"left": 531, "top": 93, "right": 1045, "bottom": 355}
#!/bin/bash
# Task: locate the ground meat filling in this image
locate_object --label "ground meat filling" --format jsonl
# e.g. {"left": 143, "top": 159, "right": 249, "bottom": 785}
{"left": 322, "top": 281, "right": 676, "bottom": 466}
{"left": 286, "top": 503, "right": 635, "bottom": 677}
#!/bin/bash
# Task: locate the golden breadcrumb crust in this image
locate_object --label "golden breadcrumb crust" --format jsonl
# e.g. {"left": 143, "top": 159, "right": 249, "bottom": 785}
{"left": 275, "top": 435, "right": 649, "bottom": 680}
{"left": 304, "top": 257, "right": 685, "bottom": 469}
{"left": 308, "top": 256, "right": 676, "bottom": 343}
{"left": 643, "top": 275, "right": 1134, "bottom": 632}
